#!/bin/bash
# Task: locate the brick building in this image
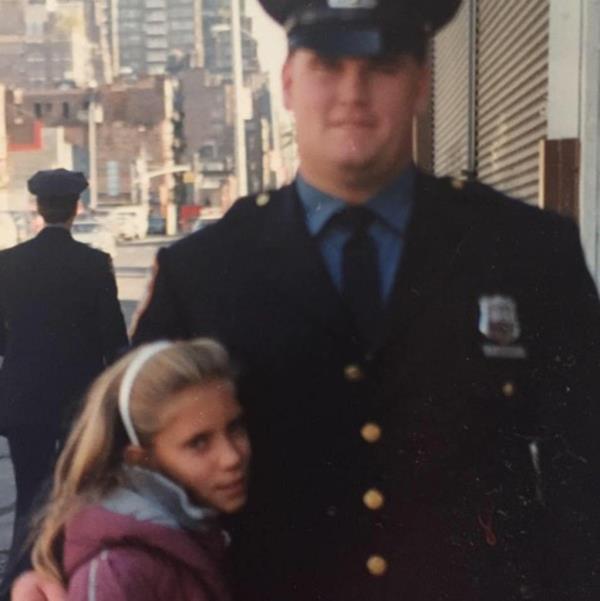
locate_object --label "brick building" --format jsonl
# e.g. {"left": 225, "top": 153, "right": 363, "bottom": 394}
{"left": 12, "top": 76, "right": 175, "bottom": 206}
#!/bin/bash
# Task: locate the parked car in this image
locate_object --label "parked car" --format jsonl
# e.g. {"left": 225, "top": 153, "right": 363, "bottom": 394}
{"left": 0, "top": 213, "right": 19, "bottom": 250}
{"left": 112, "top": 213, "right": 139, "bottom": 240}
{"left": 72, "top": 220, "right": 117, "bottom": 258}
{"left": 191, "top": 216, "right": 222, "bottom": 232}
{"left": 147, "top": 214, "right": 166, "bottom": 235}
{"left": 6, "top": 211, "right": 36, "bottom": 242}
{"left": 110, "top": 206, "right": 148, "bottom": 240}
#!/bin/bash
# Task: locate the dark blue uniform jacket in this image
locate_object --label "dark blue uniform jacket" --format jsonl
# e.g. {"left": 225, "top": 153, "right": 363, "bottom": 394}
{"left": 133, "top": 172, "right": 600, "bottom": 601}
{"left": 0, "top": 227, "right": 128, "bottom": 432}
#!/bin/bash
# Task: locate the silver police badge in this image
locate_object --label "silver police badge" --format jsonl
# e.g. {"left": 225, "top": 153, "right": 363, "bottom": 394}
{"left": 328, "top": 0, "right": 378, "bottom": 9}
{"left": 479, "top": 295, "right": 527, "bottom": 359}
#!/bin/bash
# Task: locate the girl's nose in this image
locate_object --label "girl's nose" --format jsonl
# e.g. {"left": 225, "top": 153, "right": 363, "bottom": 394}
{"left": 218, "top": 436, "right": 246, "bottom": 469}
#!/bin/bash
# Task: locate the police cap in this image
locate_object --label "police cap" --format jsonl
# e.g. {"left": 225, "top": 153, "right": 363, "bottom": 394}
{"left": 259, "top": 0, "right": 462, "bottom": 57}
{"left": 27, "top": 168, "right": 88, "bottom": 199}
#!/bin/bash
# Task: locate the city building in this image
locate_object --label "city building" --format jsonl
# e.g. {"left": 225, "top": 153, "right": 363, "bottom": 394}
{"left": 202, "top": 5, "right": 261, "bottom": 80}
{"left": 1, "top": 88, "right": 74, "bottom": 209}
{"left": 179, "top": 67, "right": 235, "bottom": 206}
{"left": 0, "top": 0, "right": 95, "bottom": 89}
{"left": 84, "top": 0, "right": 116, "bottom": 84}
{"left": 117, "top": 0, "right": 203, "bottom": 76}
{"left": 8, "top": 76, "right": 176, "bottom": 207}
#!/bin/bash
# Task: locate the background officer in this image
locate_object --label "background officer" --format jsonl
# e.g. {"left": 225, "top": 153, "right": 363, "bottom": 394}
{"left": 0, "top": 169, "right": 128, "bottom": 597}
{"left": 133, "top": 1, "right": 600, "bottom": 599}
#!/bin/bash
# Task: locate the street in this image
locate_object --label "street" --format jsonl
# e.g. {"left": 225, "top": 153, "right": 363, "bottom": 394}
{"left": 0, "top": 234, "right": 175, "bottom": 577}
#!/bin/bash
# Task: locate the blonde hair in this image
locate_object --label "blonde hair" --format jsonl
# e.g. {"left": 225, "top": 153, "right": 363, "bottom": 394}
{"left": 32, "top": 338, "right": 234, "bottom": 583}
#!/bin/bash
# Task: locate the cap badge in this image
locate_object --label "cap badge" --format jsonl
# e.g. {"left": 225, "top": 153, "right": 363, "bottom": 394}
{"left": 327, "top": 0, "right": 378, "bottom": 9}
{"left": 256, "top": 192, "right": 270, "bottom": 207}
{"left": 479, "top": 295, "right": 527, "bottom": 359}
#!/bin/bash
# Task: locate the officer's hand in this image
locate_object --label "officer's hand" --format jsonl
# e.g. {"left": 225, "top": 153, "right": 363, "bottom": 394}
{"left": 11, "top": 571, "right": 66, "bottom": 601}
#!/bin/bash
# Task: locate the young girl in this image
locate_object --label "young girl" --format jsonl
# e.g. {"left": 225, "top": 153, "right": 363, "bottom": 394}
{"left": 29, "top": 339, "right": 251, "bottom": 601}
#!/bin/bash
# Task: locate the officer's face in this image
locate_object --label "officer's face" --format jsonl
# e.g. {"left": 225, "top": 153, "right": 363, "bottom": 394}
{"left": 283, "top": 49, "right": 430, "bottom": 191}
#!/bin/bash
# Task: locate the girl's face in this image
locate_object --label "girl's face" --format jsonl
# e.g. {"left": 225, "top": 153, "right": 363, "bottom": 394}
{"left": 147, "top": 380, "right": 251, "bottom": 513}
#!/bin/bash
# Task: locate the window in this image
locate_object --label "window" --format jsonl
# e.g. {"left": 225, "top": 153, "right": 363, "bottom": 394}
{"left": 145, "top": 24, "right": 167, "bottom": 35}
{"left": 119, "top": 8, "right": 141, "bottom": 19}
{"left": 146, "top": 50, "right": 167, "bottom": 62}
{"left": 146, "top": 37, "right": 168, "bottom": 49}
{"left": 120, "top": 21, "right": 140, "bottom": 32}
{"left": 106, "top": 161, "right": 120, "bottom": 196}
{"left": 168, "top": 7, "right": 191, "bottom": 17}
{"left": 123, "top": 34, "right": 143, "bottom": 44}
{"left": 169, "top": 20, "right": 194, "bottom": 31}
{"left": 146, "top": 10, "right": 166, "bottom": 22}
{"left": 62, "top": 102, "right": 70, "bottom": 119}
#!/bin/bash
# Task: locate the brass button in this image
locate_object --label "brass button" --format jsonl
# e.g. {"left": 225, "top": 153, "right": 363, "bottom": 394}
{"left": 361, "top": 423, "right": 382, "bottom": 444}
{"left": 451, "top": 178, "right": 465, "bottom": 190}
{"left": 363, "top": 488, "right": 385, "bottom": 511}
{"left": 344, "top": 364, "right": 364, "bottom": 382}
{"left": 256, "top": 192, "right": 270, "bottom": 207}
{"left": 502, "top": 381, "right": 516, "bottom": 398}
{"left": 366, "top": 555, "right": 388, "bottom": 576}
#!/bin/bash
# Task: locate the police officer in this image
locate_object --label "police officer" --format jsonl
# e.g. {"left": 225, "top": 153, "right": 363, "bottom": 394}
{"left": 0, "top": 169, "right": 128, "bottom": 596}
{"left": 132, "top": 1, "right": 600, "bottom": 600}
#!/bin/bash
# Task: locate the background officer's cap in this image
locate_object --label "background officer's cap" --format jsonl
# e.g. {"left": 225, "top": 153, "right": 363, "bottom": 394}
{"left": 27, "top": 168, "right": 88, "bottom": 199}
{"left": 259, "top": 0, "right": 462, "bottom": 57}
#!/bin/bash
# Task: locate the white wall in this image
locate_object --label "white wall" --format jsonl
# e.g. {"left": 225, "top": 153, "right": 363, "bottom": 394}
{"left": 548, "top": 0, "right": 600, "bottom": 283}
{"left": 547, "top": 0, "right": 581, "bottom": 139}
{"left": 579, "top": 0, "right": 600, "bottom": 282}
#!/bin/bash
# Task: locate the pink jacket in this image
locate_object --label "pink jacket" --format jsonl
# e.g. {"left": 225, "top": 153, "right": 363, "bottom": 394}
{"left": 62, "top": 469, "right": 232, "bottom": 601}
{"left": 64, "top": 505, "right": 231, "bottom": 601}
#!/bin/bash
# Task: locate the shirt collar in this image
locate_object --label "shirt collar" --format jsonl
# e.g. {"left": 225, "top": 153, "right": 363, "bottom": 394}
{"left": 296, "top": 165, "right": 416, "bottom": 236}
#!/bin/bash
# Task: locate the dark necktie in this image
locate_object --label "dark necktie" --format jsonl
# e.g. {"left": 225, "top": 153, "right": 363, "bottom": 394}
{"left": 335, "top": 206, "right": 382, "bottom": 347}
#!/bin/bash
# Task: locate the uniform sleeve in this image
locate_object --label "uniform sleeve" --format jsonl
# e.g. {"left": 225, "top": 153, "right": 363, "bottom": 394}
{"left": 0, "top": 303, "right": 5, "bottom": 357}
{"left": 96, "top": 255, "right": 129, "bottom": 363}
{"left": 67, "top": 549, "right": 162, "bottom": 601}
{"left": 542, "top": 219, "right": 600, "bottom": 455}
{"left": 538, "top": 218, "right": 600, "bottom": 594}
{"left": 0, "top": 260, "right": 6, "bottom": 357}
{"left": 131, "top": 247, "right": 187, "bottom": 345}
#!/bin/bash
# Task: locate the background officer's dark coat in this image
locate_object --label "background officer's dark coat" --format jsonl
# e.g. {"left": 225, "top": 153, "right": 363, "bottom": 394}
{"left": 133, "top": 172, "right": 600, "bottom": 601}
{"left": 0, "top": 227, "right": 128, "bottom": 432}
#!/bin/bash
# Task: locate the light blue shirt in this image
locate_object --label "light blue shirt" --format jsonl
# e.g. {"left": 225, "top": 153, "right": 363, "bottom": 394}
{"left": 296, "top": 167, "right": 415, "bottom": 302}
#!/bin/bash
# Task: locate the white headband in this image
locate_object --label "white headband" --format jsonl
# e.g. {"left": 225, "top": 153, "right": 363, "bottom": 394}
{"left": 118, "top": 341, "right": 172, "bottom": 446}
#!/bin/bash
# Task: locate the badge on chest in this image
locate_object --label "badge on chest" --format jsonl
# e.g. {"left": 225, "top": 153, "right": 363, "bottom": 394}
{"left": 479, "top": 295, "right": 527, "bottom": 359}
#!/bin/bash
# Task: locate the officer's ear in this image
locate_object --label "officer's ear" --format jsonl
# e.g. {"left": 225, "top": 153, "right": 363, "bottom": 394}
{"left": 414, "top": 60, "right": 432, "bottom": 117}
{"left": 282, "top": 51, "right": 295, "bottom": 111}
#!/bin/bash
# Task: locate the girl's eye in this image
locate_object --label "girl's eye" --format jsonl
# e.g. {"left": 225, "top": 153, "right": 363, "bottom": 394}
{"left": 189, "top": 435, "right": 209, "bottom": 450}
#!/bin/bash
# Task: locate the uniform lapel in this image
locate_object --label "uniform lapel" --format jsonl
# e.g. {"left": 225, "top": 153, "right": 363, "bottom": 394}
{"left": 253, "top": 176, "right": 478, "bottom": 351}
{"left": 376, "top": 172, "right": 478, "bottom": 350}
{"left": 256, "top": 184, "right": 355, "bottom": 342}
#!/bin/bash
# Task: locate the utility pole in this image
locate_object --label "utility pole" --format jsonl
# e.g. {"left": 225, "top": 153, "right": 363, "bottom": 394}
{"left": 88, "top": 82, "right": 99, "bottom": 211}
{"left": 231, "top": 0, "right": 248, "bottom": 197}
